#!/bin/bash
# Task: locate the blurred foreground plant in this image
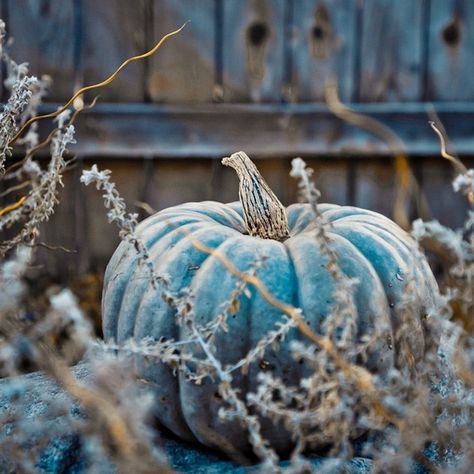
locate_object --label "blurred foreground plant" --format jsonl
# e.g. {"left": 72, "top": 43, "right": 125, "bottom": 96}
{"left": 0, "top": 14, "right": 473, "bottom": 474}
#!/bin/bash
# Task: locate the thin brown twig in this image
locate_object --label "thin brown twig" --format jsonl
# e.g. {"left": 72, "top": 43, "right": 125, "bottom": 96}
{"left": 0, "top": 195, "right": 26, "bottom": 217}
{"left": 8, "top": 24, "right": 187, "bottom": 146}
{"left": 134, "top": 201, "right": 157, "bottom": 216}
{"left": 4, "top": 96, "right": 99, "bottom": 178}
{"left": 429, "top": 121, "right": 474, "bottom": 204}
{"left": 428, "top": 121, "right": 467, "bottom": 174}
{"left": 23, "top": 242, "right": 77, "bottom": 253}
{"left": 0, "top": 179, "right": 30, "bottom": 198}
{"left": 324, "top": 80, "right": 432, "bottom": 228}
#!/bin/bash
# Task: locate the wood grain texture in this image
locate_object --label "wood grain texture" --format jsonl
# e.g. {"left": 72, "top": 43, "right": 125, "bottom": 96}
{"left": 47, "top": 102, "right": 474, "bottom": 158}
{"left": 147, "top": 159, "right": 213, "bottom": 210}
{"left": 290, "top": 0, "right": 358, "bottom": 102}
{"left": 222, "top": 0, "right": 285, "bottom": 102}
{"left": 426, "top": 0, "right": 474, "bottom": 100}
{"left": 256, "top": 159, "right": 292, "bottom": 205}
{"left": 359, "top": 0, "right": 424, "bottom": 102}
{"left": 354, "top": 159, "right": 395, "bottom": 218}
{"left": 6, "top": 0, "right": 77, "bottom": 101}
{"left": 148, "top": 0, "right": 215, "bottom": 103}
{"left": 81, "top": 0, "right": 147, "bottom": 102}
{"left": 308, "top": 159, "right": 349, "bottom": 206}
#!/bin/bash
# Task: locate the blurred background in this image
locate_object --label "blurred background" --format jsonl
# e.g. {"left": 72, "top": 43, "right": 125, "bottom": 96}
{"left": 2, "top": 0, "right": 473, "bottom": 321}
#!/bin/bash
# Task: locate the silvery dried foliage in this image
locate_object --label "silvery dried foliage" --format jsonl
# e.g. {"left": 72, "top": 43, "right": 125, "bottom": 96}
{"left": 0, "top": 21, "right": 171, "bottom": 473}
{"left": 0, "top": 12, "right": 473, "bottom": 474}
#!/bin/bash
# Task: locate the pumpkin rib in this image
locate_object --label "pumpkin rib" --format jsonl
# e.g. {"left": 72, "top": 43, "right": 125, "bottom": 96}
{"left": 344, "top": 221, "right": 432, "bottom": 297}
{"left": 336, "top": 219, "right": 435, "bottom": 307}
{"left": 133, "top": 226, "right": 236, "bottom": 442}
{"left": 157, "top": 201, "right": 246, "bottom": 231}
{"left": 285, "top": 235, "right": 338, "bottom": 334}
{"left": 103, "top": 241, "right": 144, "bottom": 342}
{"left": 331, "top": 226, "right": 426, "bottom": 361}
{"left": 113, "top": 220, "right": 214, "bottom": 341}
{"left": 321, "top": 206, "right": 387, "bottom": 223}
{"left": 286, "top": 203, "right": 339, "bottom": 234}
{"left": 323, "top": 232, "right": 395, "bottom": 371}
{"left": 114, "top": 222, "right": 208, "bottom": 342}
{"left": 178, "top": 235, "right": 259, "bottom": 453}
{"left": 245, "top": 238, "right": 298, "bottom": 452}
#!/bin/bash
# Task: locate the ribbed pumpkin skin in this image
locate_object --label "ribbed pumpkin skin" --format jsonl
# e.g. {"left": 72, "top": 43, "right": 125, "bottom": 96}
{"left": 102, "top": 201, "right": 438, "bottom": 454}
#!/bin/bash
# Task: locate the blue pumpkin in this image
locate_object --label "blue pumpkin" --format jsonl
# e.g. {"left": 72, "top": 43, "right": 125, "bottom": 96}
{"left": 102, "top": 152, "right": 438, "bottom": 455}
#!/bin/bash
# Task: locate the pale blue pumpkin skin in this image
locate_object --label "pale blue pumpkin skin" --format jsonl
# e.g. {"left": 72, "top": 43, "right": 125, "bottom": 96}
{"left": 102, "top": 201, "right": 438, "bottom": 455}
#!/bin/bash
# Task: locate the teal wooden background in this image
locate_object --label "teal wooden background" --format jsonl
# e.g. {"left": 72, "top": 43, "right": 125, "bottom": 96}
{"left": 2, "top": 0, "right": 473, "bottom": 277}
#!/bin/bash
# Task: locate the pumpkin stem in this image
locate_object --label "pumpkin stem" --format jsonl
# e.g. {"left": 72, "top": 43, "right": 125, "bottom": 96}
{"left": 222, "top": 151, "right": 290, "bottom": 241}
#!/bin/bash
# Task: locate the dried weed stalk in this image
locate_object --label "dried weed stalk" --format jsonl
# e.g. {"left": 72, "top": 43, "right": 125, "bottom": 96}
{"left": 0, "top": 14, "right": 473, "bottom": 474}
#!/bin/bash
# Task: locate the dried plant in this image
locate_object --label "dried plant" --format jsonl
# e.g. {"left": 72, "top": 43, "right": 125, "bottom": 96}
{"left": 0, "top": 14, "right": 473, "bottom": 474}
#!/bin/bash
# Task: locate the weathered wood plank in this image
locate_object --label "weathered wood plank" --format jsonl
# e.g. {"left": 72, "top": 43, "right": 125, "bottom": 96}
{"left": 354, "top": 159, "right": 395, "bottom": 218}
{"left": 426, "top": 0, "right": 474, "bottom": 100}
{"left": 421, "top": 158, "right": 471, "bottom": 229}
{"left": 222, "top": 0, "right": 285, "bottom": 102}
{"left": 148, "top": 0, "right": 215, "bottom": 103}
{"left": 6, "top": 0, "right": 77, "bottom": 102}
{"left": 359, "top": 0, "right": 424, "bottom": 102}
{"left": 290, "top": 0, "right": 358, "bottom": 102}
{"left": 81, "top": 0, "right": 147, "bottom": 102}
{"left": 73, "top": 158, "right": 91, "bottom": 276}
{"left": 82, "top": 158, "right": 145, "bottom": 265}
{"left": 147, "top": 159, "right": 213, "bottom": 210}
{"left": 309, "top": 159, "right": 350, "bottom": 206}
{"left": 212, "top": 161, "right": 241, "bottom": 204}
{"left": 28, "top": 102, "right": 473, "bottom": 159}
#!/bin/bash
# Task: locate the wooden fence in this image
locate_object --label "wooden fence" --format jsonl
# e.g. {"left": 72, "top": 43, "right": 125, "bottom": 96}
{"left": 2, "top": 0, "right": 474, "bottom": 278}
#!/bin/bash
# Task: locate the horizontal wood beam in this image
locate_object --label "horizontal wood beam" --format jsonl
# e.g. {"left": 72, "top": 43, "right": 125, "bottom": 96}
{"left": 33, "top": 102, "right": 474, "bottom": 159}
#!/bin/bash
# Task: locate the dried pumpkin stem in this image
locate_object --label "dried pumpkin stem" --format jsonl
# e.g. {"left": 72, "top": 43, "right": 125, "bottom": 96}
{"left": 222, "top": 151, "right": 289, "bottom": 241}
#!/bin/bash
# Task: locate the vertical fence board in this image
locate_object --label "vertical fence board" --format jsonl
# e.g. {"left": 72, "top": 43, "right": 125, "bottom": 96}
{"left": 359, "top": 0, "right": 424, "bottom": 102}
{"left": 309, "top": 159, "right": 349, "bottom": 206}
{"left": 222, "top": 0, "right": 285, "bottom": 102}
{"left": 6, "top": 0, "right": 76, "bottom": 101}
{"left": 427, "top": 0, "right": 474, "bottom": 100}
{"left": 148, "top": 159, "right": 213, "bottom": 210}
{"left": 257, "top": 159, "right": 291, "bottom": 204}
{"left": 354, "top": 159, "right": 395, "bottom": 218}
{"left": 421, "top": 158, "right": 470, "bottom": 229}
{"left": 82, "top": 159, "right": 145, "bottom": 267}
{"left": 81, "top": 0, "right": 146, "bottom": 102}
{"left": 73, "top": 158, "right": 91, "bottom": 275}
{"left": 149, "top": 0, "right": 215, "bottom": 103}
{"left": 212, "top": 163, "right": 240, "bottom": 204}
{"left": 39, "top": 167, "right": 78, "bottom": 278}
{"left": 290, "top": 0, "right": 358, "bottom": 102}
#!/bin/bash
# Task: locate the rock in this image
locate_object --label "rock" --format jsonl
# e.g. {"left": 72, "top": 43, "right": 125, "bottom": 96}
{"left": 0, "top": 364, "right": 373, "bottom": 473}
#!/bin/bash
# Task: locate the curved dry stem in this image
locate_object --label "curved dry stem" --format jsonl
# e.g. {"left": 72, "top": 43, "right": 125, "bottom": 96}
{"left": 325, "top": 80, "right": 431, "bottom": 228}
{"left": 8, "top": 24, "right": 187, "bottom": 146}
{"left": 4, "top": 96, "right": 99, "bottom": 179}
{"left": 0, "top": 195, "right": 26, "bottom": 217}
{"left": 0, "top": 179, "right": 30, "bottom": 198}
{"left": 429, "top": 120, "right": 474, "bottom": 204}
